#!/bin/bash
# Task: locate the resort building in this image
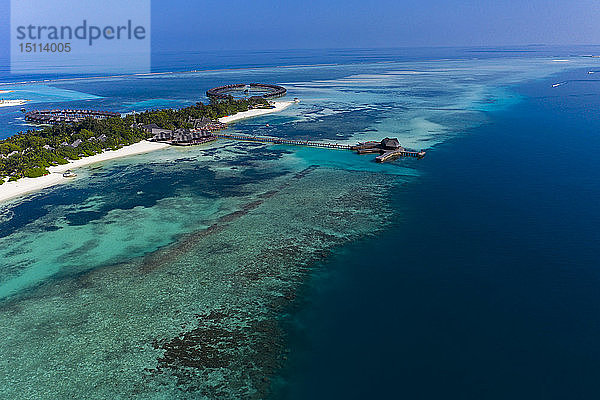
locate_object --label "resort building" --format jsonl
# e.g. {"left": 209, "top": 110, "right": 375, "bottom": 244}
{"left": 206, "top": 83, "right": 287, "bottom": 100}
{"left": 145, "top": 125, "right": 216, "bottom": 146}
{"left": 350, "top": 137, "right": 426, "bottom": 161}
{"left": 24, "top": 109, "right": 120, "bottom": 124}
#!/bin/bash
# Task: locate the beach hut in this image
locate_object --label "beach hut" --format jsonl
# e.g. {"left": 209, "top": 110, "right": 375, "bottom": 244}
{"left": 141, "top": 123, "right": 160, "bottom": 133}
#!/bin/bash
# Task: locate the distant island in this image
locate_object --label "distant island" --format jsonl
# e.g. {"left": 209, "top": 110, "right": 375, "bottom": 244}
{"left": 0, "top": 99, "right": 28, "bottom": 108}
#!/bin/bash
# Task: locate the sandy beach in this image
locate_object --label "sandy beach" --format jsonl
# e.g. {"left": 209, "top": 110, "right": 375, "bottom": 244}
{"left": 0, "top": 141, "right": 169, "bottom": 203}
{"left": 219, "top": 100, "right": 294, "bottom": 123}
{"left": 0, "top": 99, "right": 27, "bottom": 108}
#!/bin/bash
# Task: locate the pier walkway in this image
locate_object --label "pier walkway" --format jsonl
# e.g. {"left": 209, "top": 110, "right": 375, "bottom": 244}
{"left": 215, "top": 133, "right": 352, "bottom": 150}
{"left": 215, "top": 133, "right": 425, "bottom": 162}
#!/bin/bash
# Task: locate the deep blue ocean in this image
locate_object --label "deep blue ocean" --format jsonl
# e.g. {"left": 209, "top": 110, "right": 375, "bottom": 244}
{"left": 278, "top": 67, "right": 600, "bottom": 399}
{"left": 0, "top": 47, "right": 599, "bottom": 399}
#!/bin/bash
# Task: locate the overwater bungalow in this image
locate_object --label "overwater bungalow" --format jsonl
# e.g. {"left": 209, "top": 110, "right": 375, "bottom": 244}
{"left": 351, "top": 137, "right": 425, "bottom": 161}
{"left": 24, "top": 109, "right": 120, "bottom": 125}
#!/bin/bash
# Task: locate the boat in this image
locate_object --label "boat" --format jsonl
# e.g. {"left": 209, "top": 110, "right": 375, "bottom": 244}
{"left": 62, "top": 170, "right": 77, "bottom": 178}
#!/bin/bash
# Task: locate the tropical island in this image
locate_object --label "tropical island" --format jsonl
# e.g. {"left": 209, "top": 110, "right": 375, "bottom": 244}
{"left": 0, "top": 99, "right": 28, "bottom": 108}
{"left": 0, "top": 96, "right": 274, "bottom": 183}
{"left": 0, "top": 80, "right": 422, "bottom": 203}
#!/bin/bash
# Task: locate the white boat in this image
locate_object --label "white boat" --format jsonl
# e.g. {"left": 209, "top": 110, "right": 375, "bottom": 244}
{"left": 62, "top": 170, "right": 77, "bottom": 178}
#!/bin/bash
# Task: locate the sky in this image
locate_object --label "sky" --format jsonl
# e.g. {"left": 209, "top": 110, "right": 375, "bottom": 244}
{"left": 1, "top": 0, "right": 600, "bottom": 60}
{"left": 150, "top": 0, "right": 600, "bottom": 50}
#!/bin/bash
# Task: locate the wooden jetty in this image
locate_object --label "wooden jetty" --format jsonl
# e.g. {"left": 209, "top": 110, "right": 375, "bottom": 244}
{"left": 215, "top": 133, "right": 352, "bottom": 150}
{"left": 146, "top": 120, "right": 425, "bottom": 162}
{"left": 216, "top": 133, "right": 425, "bottom": 162}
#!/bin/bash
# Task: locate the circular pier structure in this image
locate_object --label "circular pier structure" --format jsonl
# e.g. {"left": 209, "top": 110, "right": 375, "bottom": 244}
{"left": 206, "top": 83, "right": 286, "bottom": 100}
{"left": 24, "top": 109, "right": 120, "bottom": 124}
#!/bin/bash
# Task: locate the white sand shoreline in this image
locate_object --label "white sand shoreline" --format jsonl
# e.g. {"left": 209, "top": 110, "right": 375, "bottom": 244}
{"left": 0, "top": 99, "right": 27, "bottom": 108}
{"left": 218, "top": 100, "right": 294, "bottom": 123}
{"left": 0, "top": 100, "right": 295, "bottom": 203}
{"left": 0, "top": 141, "right": 169, "bottom": 204}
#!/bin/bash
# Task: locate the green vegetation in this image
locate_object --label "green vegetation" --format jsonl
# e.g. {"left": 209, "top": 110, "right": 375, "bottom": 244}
{"left": 135, "top": 96, "right": 270, "bottom": 129}
{"left": 23, "top": 167, "right": 49, "bottom": 178}
{"left": 0, "top": 96, "right": 270, "bottom": 181}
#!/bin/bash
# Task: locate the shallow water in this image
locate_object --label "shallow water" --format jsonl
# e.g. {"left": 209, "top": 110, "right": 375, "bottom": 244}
{"left": 277, "top": 67, "right": 600, "bottom": 400}
{"left": 0, "top": 165, "right": 397, "bottom": 399}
